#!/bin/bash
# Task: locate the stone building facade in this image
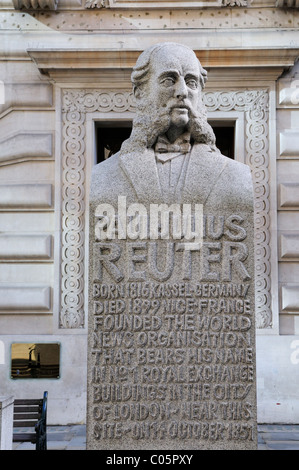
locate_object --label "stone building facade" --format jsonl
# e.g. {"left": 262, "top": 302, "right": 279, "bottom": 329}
{"left": 0, "top": 0, "right": 299, "bottom": 425}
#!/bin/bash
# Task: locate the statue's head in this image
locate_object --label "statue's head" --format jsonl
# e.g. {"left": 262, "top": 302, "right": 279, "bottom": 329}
{"left": 121, "top": 42, "right": 216, "bottom": 154}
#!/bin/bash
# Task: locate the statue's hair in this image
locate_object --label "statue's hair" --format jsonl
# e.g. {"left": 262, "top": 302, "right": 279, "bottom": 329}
{"left": 131, "top": 42, "right": 208, "bottom": 92}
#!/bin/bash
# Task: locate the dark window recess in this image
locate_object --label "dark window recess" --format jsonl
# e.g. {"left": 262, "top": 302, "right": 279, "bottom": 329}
{"left": 97, "top": 126, "right": 132, "bottom": 163}
{"left": 96, "top": 124, "right": 234, "bottom": 164}
{"left": 213, "top": 127, "right": 235, "bottom": 160}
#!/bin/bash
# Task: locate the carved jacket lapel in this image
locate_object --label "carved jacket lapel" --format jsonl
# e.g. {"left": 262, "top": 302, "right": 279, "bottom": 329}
{"left": 182, "top": 143, "right": 229, "bottom": 205}
{"left": 119, "top": 148, "right": 163, "bottom": 203}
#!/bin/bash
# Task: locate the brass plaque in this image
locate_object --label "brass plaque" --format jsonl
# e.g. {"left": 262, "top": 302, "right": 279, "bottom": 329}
{"left": 11, "top": 343, "right": 60, "bottom": 379}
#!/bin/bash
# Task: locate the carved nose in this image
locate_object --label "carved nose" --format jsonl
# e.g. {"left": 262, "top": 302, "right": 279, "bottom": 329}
{"left": 175, "top": 78, "right": 188, "bottom": 99}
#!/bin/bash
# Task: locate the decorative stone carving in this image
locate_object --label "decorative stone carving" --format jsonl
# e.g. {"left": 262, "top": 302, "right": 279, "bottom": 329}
{"left": 60, "top": 92, "right": 136, "bottom": 329}
{"left": 61, "top": 87, "right": 271, "bottom": 330}
{"left": 83, "top": 0, "right": 250, "bottom": 9}
{"left": 221, "top": 0, "right": 249, "bottom": 6}
{"left": 276, "top": 0, "right": 299, "bottom": 8}
{"left": 13, "top": 0, "right": 58, "bottom": 9}
{"left": 85, "top": 0, "right": 109, "bottom": 8}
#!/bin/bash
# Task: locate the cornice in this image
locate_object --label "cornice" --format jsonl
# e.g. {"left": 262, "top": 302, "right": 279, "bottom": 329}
{"left": 28, "top": 48, "right": 299, "bottom": 79}
{"left": 11, "top": 0, "right": 299, "bottom": 10}
{"left": 12, "top": 0, "right": 58, "bottom": 9}
{"left": 10, "top": 0, "right": 256, "bottom": 11}
{"left": 85, "top": 0, "right": 249, "bottom": 8}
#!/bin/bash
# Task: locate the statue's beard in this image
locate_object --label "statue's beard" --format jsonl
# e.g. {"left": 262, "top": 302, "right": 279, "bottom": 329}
{"left": 120, "top": 95, "right": 217, "bottom": 155}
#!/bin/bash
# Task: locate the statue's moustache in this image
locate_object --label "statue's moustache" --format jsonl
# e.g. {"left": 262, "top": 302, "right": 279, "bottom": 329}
{"left": 162, "top": 99, "right": 195, "bottom": 116}
{"left": 122, "top": 95, "right": 216, "bottom": 152}
{"left": 136, "top": 97, "right": 197, "bottom": 120}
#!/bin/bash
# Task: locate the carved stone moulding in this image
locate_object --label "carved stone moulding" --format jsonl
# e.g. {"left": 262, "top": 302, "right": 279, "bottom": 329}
{"left": 12, "top": 0, "right": 299, "bottom": 10}
{"left": 85, "top": 0, "right": 249, "bottom": 8}
{"left": 60, "top": 88, "right": 273, "bottom": 330}
{"left": 12, "top": 0, "right": 250, "bottom": 9}
{"left": 13, "top": 0, "right": 58, "bottom": 9}
{"left": 85, "top": 0, "right": 108, "bottom": 7}
{"left": 276, "top": 0, "right": 299, "bottom": 8}
{"left": 221, "top": 0, "right": 249, "bottom": 5}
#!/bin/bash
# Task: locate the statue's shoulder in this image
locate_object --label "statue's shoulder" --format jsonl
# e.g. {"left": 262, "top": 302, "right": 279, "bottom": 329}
{"left": 215, "top": 153, "right": 254, "bottom": 207}
{"left": 221, "top": 153, "right": 252, "bottom": 184}
{"left": 191, "top": 145, "right": 253, "bottom": 208}
{"left": 193, "top": 143, "right": 252, "bottom": 182}
{"left": 90, "top": 152, "right": 123, "bottom": 203}
{"left": 91, "top": 152, "right": 120, "bottom": 181}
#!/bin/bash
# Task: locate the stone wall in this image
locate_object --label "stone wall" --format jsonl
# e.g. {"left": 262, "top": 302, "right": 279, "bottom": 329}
{"left": 276, "top": 61, "right": 299, "bottom": 334}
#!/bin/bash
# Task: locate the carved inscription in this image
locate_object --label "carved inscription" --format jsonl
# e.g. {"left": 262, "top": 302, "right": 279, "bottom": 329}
{"left": 89, "top": 213, "right": 256, "bottom": 445}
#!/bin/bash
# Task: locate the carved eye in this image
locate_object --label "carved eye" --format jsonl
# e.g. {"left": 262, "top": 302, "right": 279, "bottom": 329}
{"left": 186, "top": 78, "right": 198, "bottom": 89}
{"left": 161, "top": 77, "right": 176, "bottom": 87}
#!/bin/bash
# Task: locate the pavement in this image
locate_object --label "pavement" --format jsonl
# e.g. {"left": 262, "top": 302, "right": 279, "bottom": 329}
{"left": 12, "top": 424, "right": 299, "bottom": 450}
{"left": 258, "top": 424, "right": 299, "bottom": 450}
{"left": 13, "top": 425, "right": 86, "bottom": 451}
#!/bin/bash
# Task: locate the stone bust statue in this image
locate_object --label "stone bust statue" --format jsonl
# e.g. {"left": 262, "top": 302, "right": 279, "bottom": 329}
{"left": 91, "top": 41, "right": 253, "bottom": 212}
{"left": 88, "top": 42, "right": 257, "bottom": 450}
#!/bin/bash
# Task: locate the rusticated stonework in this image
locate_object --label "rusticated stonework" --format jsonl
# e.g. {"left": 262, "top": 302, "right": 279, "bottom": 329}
{"left": 61, "top": 88, "right": 271, "bottom": 330}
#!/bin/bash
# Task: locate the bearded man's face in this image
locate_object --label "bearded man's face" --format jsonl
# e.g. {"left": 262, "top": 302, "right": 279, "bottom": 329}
{"left": 128, "top": 44, "right": 215, "bottom": 150}
{"left": 142, "top": 45, "right": 201, "bottom": 136}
